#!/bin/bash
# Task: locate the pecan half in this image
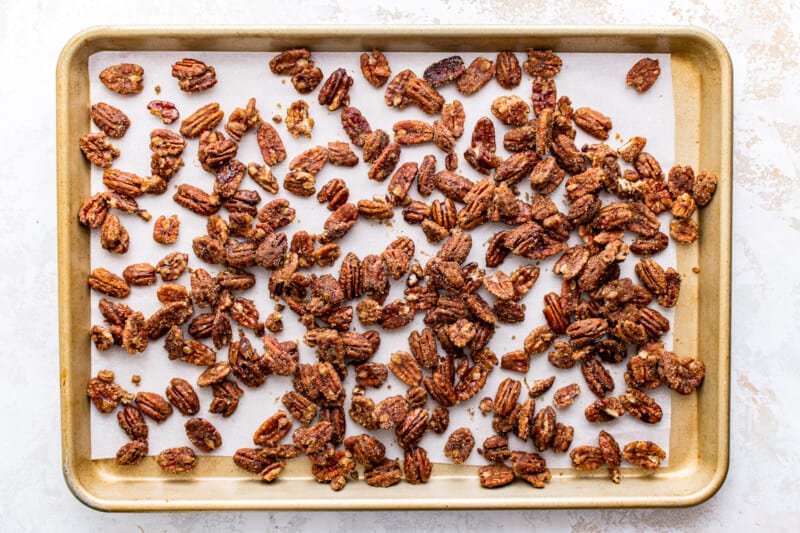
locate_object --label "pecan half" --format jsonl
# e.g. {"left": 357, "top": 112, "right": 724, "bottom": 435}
{"left": 318, "top": 68, "right": 353, "bottom": 111}
{"left": 523, "top": 49, "right": 562, "bottom": 78}
{"left": 444, "top": 427, "right": 475, "bottom": 464}
{"left": 627, "top": 58, "right": 661, "bottom": 92}
{"left": 622, "top": 441, "right": 666, "bottom": 469}
{"left": 171, "top": 58, "right": 217, "bottom": 92}
{"left": 479, "top": 464, "right": 515, "bottom": 488}
{"left": 495, "top": 50, "right": 522, "bottom": 88}
{"left": 157, "top": 447, "right": 197, "bottom": 473}
{"left": 424, "top": 56, "right": 465, "bottom": 88}
{"left": 360, "top": 49, "right": 392, "bottom": 87}
{"left": 185, "top": 417, "right": 222, "bottom": 452}
{"left": 79, "top": 133, "right": 119, "bottom": 168}
{"left": 99, "top": 63, "right": 144, "bottom": 95}
{"left": 456, "top": 57, "right": 495, "bottom": 95}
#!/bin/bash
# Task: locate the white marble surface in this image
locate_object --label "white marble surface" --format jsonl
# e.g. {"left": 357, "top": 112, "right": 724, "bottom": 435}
{"left": 1, "top": 0, "right": 798, "bottom": 530}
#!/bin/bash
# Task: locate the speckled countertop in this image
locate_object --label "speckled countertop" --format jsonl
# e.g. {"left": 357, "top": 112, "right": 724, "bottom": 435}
{"left": 2, "top": 0, "right": 798, "bottom": 530}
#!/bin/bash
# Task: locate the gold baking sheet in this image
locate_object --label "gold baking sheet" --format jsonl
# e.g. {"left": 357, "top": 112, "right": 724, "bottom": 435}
{"left": 57, "top": 25, "right": 731, "bottom": 510}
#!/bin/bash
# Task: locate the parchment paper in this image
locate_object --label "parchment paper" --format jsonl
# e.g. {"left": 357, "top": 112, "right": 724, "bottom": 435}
{"left": 88, "top": 50, "right": 674, "bottom": 467}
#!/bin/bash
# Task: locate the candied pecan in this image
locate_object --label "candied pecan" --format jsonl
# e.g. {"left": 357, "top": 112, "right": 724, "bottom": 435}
{"left": 660, "top": 351, "right": 705, "bottom": 394}
{"left": 171, "top": 58, "right": 217, "bottom": 92}
{"left": 119, "top": 311, "right": 147, "bottom": 354}
{"left": 491, "top": 95, "right": 530, "bottom": 126}
{"left": 550, "top": 134, "right": 586, "bottom": 175}
{"left": 282, "top": 171, "right": 316, "bottom": 197}
{"left": 344, "top": 434, "right": 386, "bottom": 469}
{"left": 371, "top": 395, "right": 408, "bottom": 431}
{"left": 209, "top": 380, "right": 243, "bottom": 417}
{"left": 292, "top": 66, "right": 323, "bottom": 93}
{"left": 224, "top": 98, "right": 260, "bottom": 141}
{"left": 465, "top": 121, "right": 502, "bottom": 176}
{"left": 384, "top": 69, "right": 414, "bottom": 108}
{"left": 363, "top": 459, "right": 402, "bottom": 488}
{"left": 283, "top": 100, "right": 314, "bottom": 138}
{"left": 444, "top": 427, "right": 475, "bottom": 464}
{"left": 527, "top": 376, "right": 555, "bottom": 399}
{"left": 135, "top": 391, "right": 172, "bottom": 423}
{"left": 401, "top": 74, "right": 445, "bottom": 114}
{"left": 116, "top": 440, "right": 148, "bottom": 466}
{"left": 573, "top": 107, "right": 613, "bottom": 140}
{"left": 529, "top": 405, "right": 555, "bottom": 451}
{"left": 521, "top": 326, "right": 553, "bottom": 358}
{"left": 423, "top": 56, "right": 465, "bottom": 88}
{"left": 551, "top": 384, "right": 580, "bottom": 409}
{"left": 377, "top": 300, "right": 413, "bottom": 330}
{"left": 567, "top": 318, "right": 609, "bottom": 348}
{"left": 88, "top": 267, "right": 130, "bottom": 299}
{"left": 541, "top": 292, "right": 567, "bottom": 335}
{"left": 269, "top": 48, "right": 312, "bottom": 75}
{"left": 326, "top": 142, "right": 358, "bottom": 167}
{"left": 630, "top": 231, "right": 669, "bottom": 256}
{"left": 393, "top": 120, "right": 433, "bottom": 145}
{"left": 582, "top": 358, "right": 615, "bottom": 398}
{"left": 667, "top": 165, "right": 695, "bottom": 199}
{"left": 627, "top": 58, "right": 660, "bottom": 92}
{"left": 164, "top": 377, "right": 199, "bottom": 416}
{"left": 478, "top": 464, "right": 515, "bottom": 488}
{"left": 532, "top": 76, "right": 557, "bottom": 114}
{"left": 116, "top": 405, "right": 148, "bottom": 441}
{"left": 318, "top": 68, "right": 353, "bottom": 111}
{"left": 184, "top": 417, "right": 222, "bottom": 452}
{"left": 456, "top": 57, "right": 495, "bottom": 95}
{"left": 367, "top": 142, "right": 401, "bottom": 182}
{"left": 252, "top": 122, "right": 286, "bottom": 167}
{"left": 528, "top": 158, "right": 564, "bottom": 195}
{"left": 441, "top": 100, "right": 465, "bottom": 139}
{"left": 551, "top": 423, "right": 574, "bottom": 453}
{"left": 493, "top": 151, "right": 538, "bottom": 187}
{"left": 78, "top": 192, "right": 110, "bottom": 228}
{"left": 196, "top": 361, "right": 231, "bottom": 388}
{"left": 492, "top": 49, "right": 522, "bottom": 88}
{"left": 173, "top": 184, "right": 220, "bottom": 216}
{"left": 585, "top": 397, "right": 626, "bottom": 423}
{"left": 500, "top": 126, "right": 535, "bottom": 155}
{"left": 618, "top": 387, "right": 662, "bottom": 424}
{"left": 671, "top": 192, "right": 696, "bottom": 219}
{"left": 693, "top": 170, "right": 718, "bottom": 206}
{"left": 278, "top": 391, "right": 316, "bottom": 425}
{"left": 90, "top": 324, "right": 114, "bottom": 351}
{"left": 589, "top": 429, "right": 620, "bottom": 483}
{"left": 102, "top": 169, "right": 144, "bottom": 198}
{"left": 670, "top": 218, "right": 699, "bottom": 243}
{"left": 98, "top": 213, "right": 129, "bottom": 255}
{"left": 524, "top": 49, "right": 562, "bottom": 77}
{"left": 99, "top": 63, "right": 143, "bottom": 94}
{"left": 395, "top": 408, "right": 429, "bottom": 449}
{"left": 623, "top": 441, "right": 666, "bottom": 470}
{"left": 157, "top": 447, "right": 196, "bottom": 473}
{"left": 89, "top": 102, "right": 130, "bottom": 140}
{"left": 179, "top": 102, "right": 223, "bottom": 138}
{"left": 491, "top": 378, "right": 520, "bottom": 417}
{"left": 362, "top": 129, "right": 390, "bottom": 163}
{"left": 149, "top": 215, "right": 180, "bottom": 245}
{"left": 360, "top": 49, "right": 391, "bottom": 87}
{"left": 254, "top": 412, "right": 293, "bottom": 447}
{"left": 570, "top": 445, "right": 604, "bottom": 472}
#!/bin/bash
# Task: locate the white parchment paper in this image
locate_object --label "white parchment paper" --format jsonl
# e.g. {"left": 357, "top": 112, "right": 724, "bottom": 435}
{"left": 88, "top": 50, "right": 674, "bottom": 467}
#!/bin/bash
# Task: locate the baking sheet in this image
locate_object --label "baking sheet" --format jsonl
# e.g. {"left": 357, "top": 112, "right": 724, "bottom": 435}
{"left": 87, "top": 50, "right": 675, "bottom": 466}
